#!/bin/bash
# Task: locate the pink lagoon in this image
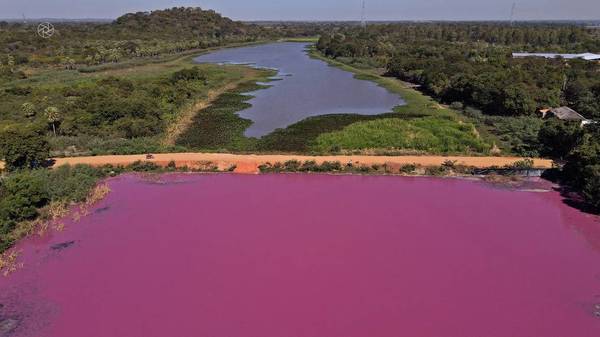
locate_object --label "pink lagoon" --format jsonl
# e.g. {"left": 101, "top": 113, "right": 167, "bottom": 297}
{"left": 1, "top": 173, "right": 600, "bottom": 337}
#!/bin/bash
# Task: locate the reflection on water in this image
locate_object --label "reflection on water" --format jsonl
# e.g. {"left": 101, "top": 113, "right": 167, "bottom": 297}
{"left": 195, "top": 42, "right": 405, "bottom": 137}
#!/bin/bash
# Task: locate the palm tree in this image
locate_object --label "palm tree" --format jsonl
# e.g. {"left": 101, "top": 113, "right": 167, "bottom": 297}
{"left": 21, "top": 102, "right": 36, "bottom": 118}
{"left": 44, "top": 106, "right": 61, "bottom": 136}
{"left": 6, "top": 55, "right": 15, "bottom": 73}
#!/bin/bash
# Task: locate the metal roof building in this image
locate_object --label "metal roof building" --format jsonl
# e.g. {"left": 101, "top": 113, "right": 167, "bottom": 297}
{"left": 512, "top": 52, "right": 600, "bottom": 61}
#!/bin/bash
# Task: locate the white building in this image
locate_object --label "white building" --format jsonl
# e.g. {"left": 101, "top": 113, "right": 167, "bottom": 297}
{"left": 512, "top": 52, "right": 600, "bottom": 61}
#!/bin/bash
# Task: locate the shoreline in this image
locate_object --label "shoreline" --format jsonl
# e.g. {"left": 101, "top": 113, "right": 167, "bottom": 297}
{"left": 31, "top": 153, "right": 554, "bottom": 174}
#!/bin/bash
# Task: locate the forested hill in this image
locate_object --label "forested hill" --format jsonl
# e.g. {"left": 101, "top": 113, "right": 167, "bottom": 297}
{"left": 0, "top": 7, "right": 268, "bottom": 73}
{"left": 111, "top": 7, "right": 263, "bottom": 40}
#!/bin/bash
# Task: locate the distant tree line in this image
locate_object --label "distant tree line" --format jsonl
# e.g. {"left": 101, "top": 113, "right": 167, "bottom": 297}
{"left": 317, "top": 24, "right": 600, "bottom": 119}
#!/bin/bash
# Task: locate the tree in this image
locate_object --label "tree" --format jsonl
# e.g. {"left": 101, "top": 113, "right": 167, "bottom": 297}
{"left": 582, "top": 165, "right": 600, "bottom": 210}
{"left": 0, "top": 125, "right": 50, "bottom": 171}
{"left": 538, "top": 119, "right": 584, "bottom": 159}
{"left": 44, "top": 106, "right": 61, "bottom": 136}
{"left": 6, "top": 54, "right": 15, "bottom": 72}
{"left": 21, "top": 102, "right": 37, "bottom": 119}
{"left": 562, "top": 124, "right": 600, "bottom": 211}
{"left": 0, "top": 170, "right": 50, "bottom": 249}
{"left": 501, "top": 84, "right": 537, "bottom": 116}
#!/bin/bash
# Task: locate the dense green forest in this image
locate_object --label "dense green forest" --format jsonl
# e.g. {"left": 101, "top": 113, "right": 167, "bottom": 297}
{"left": 317, "top": 24, "right": 600, "bottom": 119}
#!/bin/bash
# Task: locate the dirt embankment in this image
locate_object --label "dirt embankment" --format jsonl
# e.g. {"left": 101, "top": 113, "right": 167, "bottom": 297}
{"left": 27, "top": 153, "right": 555, "bottom": 174}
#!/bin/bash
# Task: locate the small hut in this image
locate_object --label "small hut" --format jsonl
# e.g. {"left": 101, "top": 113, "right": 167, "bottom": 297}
{"left": 540, "top": 107, "right": 593, "bottom": 126}
{"left": 540, "top": 107, "right": 586, "bottom": 121}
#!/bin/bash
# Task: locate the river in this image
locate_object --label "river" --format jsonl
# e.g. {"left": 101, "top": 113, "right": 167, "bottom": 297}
{"left": 194, "top": 42, "right": 405, "bottom": 138}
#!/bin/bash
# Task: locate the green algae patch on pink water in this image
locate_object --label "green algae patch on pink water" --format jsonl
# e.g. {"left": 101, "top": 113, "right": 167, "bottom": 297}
{"left": 1, "top": 174, "right": 600, "bottom": 337}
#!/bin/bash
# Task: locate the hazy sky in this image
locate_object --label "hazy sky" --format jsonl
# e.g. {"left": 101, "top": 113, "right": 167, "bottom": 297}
{"left": 1, "top": 0, "right": 599, "bottom": 21}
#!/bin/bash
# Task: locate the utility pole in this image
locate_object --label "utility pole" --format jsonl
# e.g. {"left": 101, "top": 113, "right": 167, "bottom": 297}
{"left": 510, "top": 2, "right": 517, "bottom": 26}
{"left": 361, "top": 0, "right": 367, "bottom": 28}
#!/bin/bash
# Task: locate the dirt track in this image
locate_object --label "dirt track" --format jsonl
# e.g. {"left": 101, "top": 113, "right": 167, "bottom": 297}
{"left": 24, "top": 153, "right": 555, "bottom": 174}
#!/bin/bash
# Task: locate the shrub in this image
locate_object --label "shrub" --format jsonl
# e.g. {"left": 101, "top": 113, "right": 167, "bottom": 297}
{"left": 320, "top": 161, "right": 342, "bottom": 171}
{"left": 507, "top": 158, "right": 534, "bottom": 170}
{"left": 582, "top": 165, "right": 600, "bottom": 211}
{"left": 0, "top": 124, "right": 49, "bottom": 171}
{"left": 300, "top": 160, "right": 319, "bottom": 172}
{"left": 0, "top": 170, "right": 49, "bottom": 222}
{"left": 128, "top": 161, "right": 161, "bottom": 172}
{"left": 0, "top": 170, "right": 50, "bottom": 248}
{"left": 170, "top": 67, "right": 207, "bottom": 83}
{"left": 442, "top": 160, "right": 457, "bottom": 169}
{"left": 400, "top": 164, "right": 417, "bottom": 174}
{"left": 283, "top": 160, "right": 301, "bottom": 171}
{"left": 0, "top": 165, "right": 109, "bottom": 252}
{"left": 425, "top": 166, "right": 449, "bottom": 176}
{"left": 47, "top": 165, "right": 107, "bottom": 202}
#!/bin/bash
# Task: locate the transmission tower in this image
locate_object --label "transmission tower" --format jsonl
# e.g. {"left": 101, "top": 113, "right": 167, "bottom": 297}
{"left": 510, "top": 2, "right": 517, "bottom": 26}
{"left": 361, "top": 0, "right": 367, "bottom": 28}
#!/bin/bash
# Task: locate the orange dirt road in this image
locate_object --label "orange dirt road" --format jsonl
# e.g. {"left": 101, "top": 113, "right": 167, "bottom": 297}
{"left": 3, "top": 153, "right": 554, "bottom": 174}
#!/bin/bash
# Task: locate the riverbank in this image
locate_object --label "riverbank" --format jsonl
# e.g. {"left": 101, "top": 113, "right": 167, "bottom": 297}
{"left": 3, "top": 153, "right": 553, "bottom": 174}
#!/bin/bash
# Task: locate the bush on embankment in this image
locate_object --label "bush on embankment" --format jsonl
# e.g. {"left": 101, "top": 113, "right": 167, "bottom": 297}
{"left": 0, "top": 165, "right": 107, "bottom": 252}
{"left": 257, "top": 160, "right": 478, "bottom": 176}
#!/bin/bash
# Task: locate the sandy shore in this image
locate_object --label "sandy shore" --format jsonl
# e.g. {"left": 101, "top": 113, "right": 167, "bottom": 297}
{"left": 1, "top": 153, "right": 553, "bottom": 174}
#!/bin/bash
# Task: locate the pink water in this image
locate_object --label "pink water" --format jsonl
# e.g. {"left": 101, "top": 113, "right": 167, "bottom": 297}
{"left": 1, "top": 174, "right": 600, "bottom": 337}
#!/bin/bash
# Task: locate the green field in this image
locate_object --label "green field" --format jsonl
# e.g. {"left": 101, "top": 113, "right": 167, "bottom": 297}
{"left": 313, "top": 117, "right": 490, "bottom": 154}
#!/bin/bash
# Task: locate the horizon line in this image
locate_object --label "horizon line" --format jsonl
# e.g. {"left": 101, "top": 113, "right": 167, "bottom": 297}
{"left": 2, "top": 17, "right": 600, "bottom": 22}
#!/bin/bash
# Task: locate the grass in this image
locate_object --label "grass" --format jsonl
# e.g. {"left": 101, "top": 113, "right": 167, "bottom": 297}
{"left": 256, "top": 113, "right": 399, "bottom": 153}
{"left": 308, "top": 49, "right": 500, "bottom": 155}
{"left": 313, "top": 117, "right": 491, "bottom": 154}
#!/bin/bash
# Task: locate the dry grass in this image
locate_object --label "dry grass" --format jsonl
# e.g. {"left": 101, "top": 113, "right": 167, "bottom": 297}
{"left": 86, "top": 184, "right": 111, "bottom": 207}
{"left": 0, "top": 250, "right": 23, "bottom": 277}
{"left": 45, "top": 202, "right": 70, "bottom": 220}
{"left": 77, "top": 183, "right": 111, "bottom": 217}
{"left": 53, "top": 223, "right": 66, "bottom": 232}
